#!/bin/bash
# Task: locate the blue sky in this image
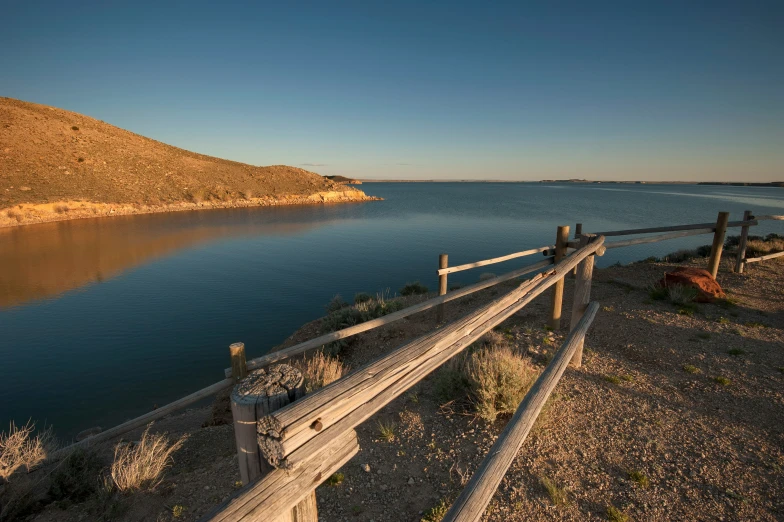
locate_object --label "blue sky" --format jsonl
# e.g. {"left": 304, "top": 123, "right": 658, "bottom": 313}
{"left": 2, "top": 1, "right": 782, "bottom": 181}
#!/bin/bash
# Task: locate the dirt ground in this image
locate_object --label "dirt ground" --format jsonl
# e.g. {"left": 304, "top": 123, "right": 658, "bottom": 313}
{"left": 26, "top": 256, "right": 784, "bottom": 522}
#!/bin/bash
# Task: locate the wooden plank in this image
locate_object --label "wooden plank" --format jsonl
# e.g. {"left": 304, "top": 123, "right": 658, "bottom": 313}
{"left": 735, "top": 210, "right": 753, "bottom": 274}
{"left": 53, "top": 378, "right": 234, "bottom": 460}
{"left": 707, "top": 212, "right": 730, "bottom": 278}
{"left": 548, "top": 226, "right": 570, "bottom": 330}
{"left": 744, "top": 250, "right": 784, "bottom": 264}
{"left": 228, "top": 258, "right": 555, "bottom": 378}
{"left": 437, "top": 246, "right": 553, "bottom": 275}
{"left": 593, "top": 219, "right": 756, "bottom": 237}
{"left": 603, "top": 228, "right": 714, "bottom": 249}
{"left": 199, "top": 430, "right": 359, "bottom": 522}
{"left": 755, "top": 215, "right": 784, "bottom": 221}
{"left": 256, "top": 238, "right": 605, "bottom": 470}
{"left": 442, "top": 302, "right": 600, "bottom": 522}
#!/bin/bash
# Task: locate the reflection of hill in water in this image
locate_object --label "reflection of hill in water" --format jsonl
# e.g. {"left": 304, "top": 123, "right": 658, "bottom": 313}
{"left": 0, "top": 206, "right": 336, "bottom": 308}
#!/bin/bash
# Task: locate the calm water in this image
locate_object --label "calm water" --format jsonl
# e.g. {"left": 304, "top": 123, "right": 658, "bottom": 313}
{"left": 1, "top": 183, "right": 783, "bottom": 439}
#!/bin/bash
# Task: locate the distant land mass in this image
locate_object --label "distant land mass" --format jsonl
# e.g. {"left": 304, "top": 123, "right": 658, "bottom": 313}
{"left": 361, "top": 179, "right": 783, "bottom": 186}
{"left": 0, "top": 97, "right": 376, "bottom": 228}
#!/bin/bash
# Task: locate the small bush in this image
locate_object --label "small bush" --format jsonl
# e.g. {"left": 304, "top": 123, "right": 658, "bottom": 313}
{"left": 353, "top": 292, "right": 373, "bottom": 304}
{"left": 696, "top": 332, "right": 711, "bottom": 340}
{"left": 400, "top": 281, "right": 428, "bottom": 296}
{"left": 727, "top": 348, "right": 745, "bottom": 356}
{"left": 71, "top": 126, "right": 79, "bottom": 131}
{"left": 325, "top": 472, "right": 344, "bottom": 486}
{"left": 241, "top": 189, "right": 253, "bottom": 200}
{"left": 377, "top": 420, "right": 397, "bottom": 442}
{"left": 54, "top": 204, "right": 70, "bottom": 214}
{"left": 648, "top": 284, "right": 668, "bottom": 301}
{"left": 540, "top": 475, "right": 568, "bottom": 505}
{"left": 603, "top": 375, "right": 622, "bottom": 384}
{"left": 433, "top": 357, "right": 471, "bottom": 404}
{"left": 0, "top": 421, "right": 52, "bottom": 482}
{"left": 172, "top": 504, "right": 185, "bottom": 518}
{"left": 663, "top": 249, "right": 699, "bottom": 263}
{"left": 292, "top": 352, "right": 347, "bottom": 393}
{"left": 713, "top": 376, "right": 731, "bottom": 386}
{"left": 325, "top": 294, "right": 349, "bottom": 313}
{"left": 683, "top": 364, "right": 701, "bottom": 374}
{"left": 464, "top": 345, "right": 536, "bottom": 422}
{"left": 628, "top": 470, "right": 650, "bottom": 488}
{"left": 77, "top": 157, "right": 85, "bottom": 163}
{"left": 607, "top": 506, "right": 629, "bottom": 522}
{"left": 49, "top": 448, "right": 103, "bottom": 502}
{"left": 421, "top": 498, "right": 449, "bottom": 522}
{"left": 109, "top": 425, "right": 186, "bottom": 492}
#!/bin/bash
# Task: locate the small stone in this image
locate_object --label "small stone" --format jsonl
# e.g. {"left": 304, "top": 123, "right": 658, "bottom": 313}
{"left": 362, "top": 463, "right": 371, "bottom": 473}
{"left": 408, "top": 477, "right": 415, "bottom": 485}
{"left": 204, "top": 485, "right": 210, "bottom": 490}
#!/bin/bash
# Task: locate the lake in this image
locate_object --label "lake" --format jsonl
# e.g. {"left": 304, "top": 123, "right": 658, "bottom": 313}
{"left": 1, "top": 182, "right": 783, "bottom": 440}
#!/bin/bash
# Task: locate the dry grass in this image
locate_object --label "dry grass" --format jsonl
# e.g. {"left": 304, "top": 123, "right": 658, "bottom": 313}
{"left": 0, "top": 421, "right": 51, "bottom": 482}
{"left": 292, "top": 352, "right": 347, "bottom": 393}
{"left": 54, "top": 203, "right": 69, "bottom": 214}
{"left": 464, "top": 343, "right": 537, "bottom": 423}
{"left": 746, "top": 237, "right": 784, "bottom": 257}
{"left": 109, "top": 425, "right": 186, "bottom": 492}
{"left": 540, "top": 475, "right": 569, "bottom": 505}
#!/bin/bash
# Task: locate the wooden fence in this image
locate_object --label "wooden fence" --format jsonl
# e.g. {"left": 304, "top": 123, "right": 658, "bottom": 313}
{"left": 53, "top": 209, "right": 783, "bottom": 521}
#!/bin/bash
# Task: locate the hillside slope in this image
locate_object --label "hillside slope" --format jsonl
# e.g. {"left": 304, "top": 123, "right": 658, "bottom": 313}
{"left": 0, "top": 97, "right": 374, "bottom": 226}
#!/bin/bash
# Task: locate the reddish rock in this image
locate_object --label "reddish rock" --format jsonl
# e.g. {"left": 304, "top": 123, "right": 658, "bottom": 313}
{"left": 660, "top": 267, "right": 725, "bottom": 302}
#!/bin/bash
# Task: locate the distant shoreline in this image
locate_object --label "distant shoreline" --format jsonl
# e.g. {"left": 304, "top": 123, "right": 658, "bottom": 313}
{"left": 359, "top": 179, "right": 784, "bottom": 186}
{"left": 0, "top": 190, "right": 381, "bottom": 230}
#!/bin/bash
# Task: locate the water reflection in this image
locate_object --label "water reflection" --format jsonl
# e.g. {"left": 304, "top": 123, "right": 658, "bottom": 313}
{"left": 0, "top": 205, "right": 347, "bottom": 308}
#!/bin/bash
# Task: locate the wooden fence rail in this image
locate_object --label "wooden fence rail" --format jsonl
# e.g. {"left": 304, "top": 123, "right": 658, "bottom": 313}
{"left": 744, "top": 250, "right": 784, "bottom": 264}
{"left": 592, "top": 219, "right": 756, "bottom": 237}
{"left": 436, "top": 245, "right": 554, "bottom": 275}
{"left": 443, "top": 301, "right": 600, "bottom": 522}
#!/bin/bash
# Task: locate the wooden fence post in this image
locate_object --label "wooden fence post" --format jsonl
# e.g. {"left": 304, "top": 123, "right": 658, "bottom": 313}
{"left": 569, "top": 234, "right": 595, "bottom": 367}
{"left": 437, "top": 253, "right": 448, "bottom": 322}
{"left": 734, "top": 210, "right": 753, "bottom": 274}
{"left": 548, "top": 226, "right": 570, "bottom": 330}
{"left": 571, "top": 223, "right": 583, "bottom": 277}
{"left": 230, "top": 365, "right": 317, "bottom": 521}
{"left": 707, "top": 211, "right": 730, "bottom": 278}
{"left": 229, "top": 342, "right": 248, "bottom": 383}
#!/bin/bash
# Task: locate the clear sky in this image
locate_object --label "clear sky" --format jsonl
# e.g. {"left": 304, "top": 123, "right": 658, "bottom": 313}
{"left": 2, "top": 1, "right": 782, "bottom": 181}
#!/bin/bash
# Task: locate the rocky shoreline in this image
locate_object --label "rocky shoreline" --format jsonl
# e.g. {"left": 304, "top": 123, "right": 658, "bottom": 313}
{"left": 0, "top": 188, "right": 380, "bottom": 229}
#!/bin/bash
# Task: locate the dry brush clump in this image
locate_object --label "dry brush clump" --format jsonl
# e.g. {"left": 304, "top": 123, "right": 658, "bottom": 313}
{"left": 109, "top": 425, "right": 186, "bottom": 492}
{"left": 0, "top": 421, "right": 51, "bottom": 483}
{"left": 291, "top": 352, "right": 348, "bottom": 393}
{"left": 434, "top": 330, "right": 537, "bottom": 422}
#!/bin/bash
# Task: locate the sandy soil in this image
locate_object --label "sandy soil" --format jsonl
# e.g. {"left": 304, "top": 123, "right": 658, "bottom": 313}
{"left": 23, "top": 256, "right": 784, "bottom": 521}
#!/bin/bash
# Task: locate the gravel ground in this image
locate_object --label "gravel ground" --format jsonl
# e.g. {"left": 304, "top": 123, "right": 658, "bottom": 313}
{"left": 29, "top": 257, "right": 784, "bottom": 521}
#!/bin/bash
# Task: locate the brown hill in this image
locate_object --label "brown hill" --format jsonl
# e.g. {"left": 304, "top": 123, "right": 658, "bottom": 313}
{"left": 0, "top": 97, "right": 374, "bottom": 227}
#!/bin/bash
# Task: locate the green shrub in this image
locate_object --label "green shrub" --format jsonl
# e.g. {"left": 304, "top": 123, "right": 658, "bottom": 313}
{"left": 421, "top": 499, "right": 449, "bottom": 522}
{"left": 607, "top": 506, "right": 629, "bottom": 522}
{"left": 400, "top": 281, "right": 428, "bottom": 296}
{"left": 540, "top": 475, "right": 568, "bottom": 505}
{"left": 49, "top": 448, "right": 104, "bottom": 503}
{"left": 353, "top": 292, "right": 373, "bottom": 304}
{"left": 629, "top": 470, "right": 650, "bottom": 488}
{"left": 325, "top": 295, "right": 349, "bottom": 313}
{"left": 325, "top": 472, "right": 344, "bottom": 486}
{"left": 682, "top": 364, "right": 701, "bottom": 374}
